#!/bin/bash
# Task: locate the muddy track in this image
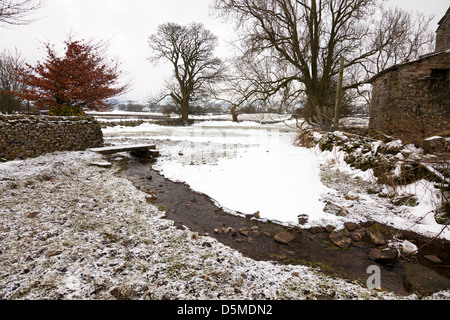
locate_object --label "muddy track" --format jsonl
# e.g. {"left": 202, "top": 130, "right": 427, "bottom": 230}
{"left": 117, "top": 157, "right": 450, "bottom": 297}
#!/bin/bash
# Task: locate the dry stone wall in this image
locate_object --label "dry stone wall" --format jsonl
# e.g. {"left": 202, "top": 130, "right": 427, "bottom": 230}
{"left": 0, "top": 115, "right": 104, "bottom": 161}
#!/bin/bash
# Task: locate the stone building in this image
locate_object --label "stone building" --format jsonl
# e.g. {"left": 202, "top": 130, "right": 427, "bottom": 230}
{"left": 437, "top": 7, "right": 450, "bottom": 51}
{"left": 369, "top": 8, "right": 450, "bottom": 139}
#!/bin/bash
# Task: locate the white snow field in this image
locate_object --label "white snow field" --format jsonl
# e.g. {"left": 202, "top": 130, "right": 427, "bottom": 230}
{"left": 103, "top": 119, "right": 450, "bottom": 241}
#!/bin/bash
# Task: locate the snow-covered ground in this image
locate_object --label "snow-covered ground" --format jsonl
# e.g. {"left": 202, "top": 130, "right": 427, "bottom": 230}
{"left": 103, "top": 120, "right": 450, "bottom": 241}
{"left": 0, "top": 150, "right": 418, "bottom": 300}
{"left": 1, "top": 117, "right": 448, "bottom": 300}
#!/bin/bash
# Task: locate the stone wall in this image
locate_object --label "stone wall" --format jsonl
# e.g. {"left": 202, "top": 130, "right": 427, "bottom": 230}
{"left": 0, "top": 115, "right": 104, "bottom": 161}
{"left": 369, "top": 51, "right": 449, "bottom": 139}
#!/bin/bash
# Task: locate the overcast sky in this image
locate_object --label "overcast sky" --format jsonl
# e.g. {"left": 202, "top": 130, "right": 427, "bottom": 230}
{"left": 1, "top": 0, "right": 448, "bottom": 103}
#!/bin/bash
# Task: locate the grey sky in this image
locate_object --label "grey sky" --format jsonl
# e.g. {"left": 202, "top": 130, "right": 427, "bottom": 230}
{"left": 1, "top": 0, "right": 448, "bottom": 102}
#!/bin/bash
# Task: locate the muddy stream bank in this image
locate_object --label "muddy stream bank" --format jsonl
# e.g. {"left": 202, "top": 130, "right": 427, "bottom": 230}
{"left": 117, "top": 157, "right": 450, "bottom": 297}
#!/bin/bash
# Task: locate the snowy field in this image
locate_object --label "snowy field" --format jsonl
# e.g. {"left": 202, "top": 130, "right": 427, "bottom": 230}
{"left": 103, "top": 119, "right": 450, "bottom": 242}
{"left": 1, "top": 150, "right": 417, "bottom": 300}
{"left": 1, "top": 116, "right": 449, "bottom": 300}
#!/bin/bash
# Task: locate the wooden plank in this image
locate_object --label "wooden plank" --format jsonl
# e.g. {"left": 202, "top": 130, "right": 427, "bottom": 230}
{"left": 90, "top": 144, "right": 156, "bottom": 155}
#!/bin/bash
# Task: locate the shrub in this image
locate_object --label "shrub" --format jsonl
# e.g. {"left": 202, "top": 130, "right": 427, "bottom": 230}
{"left": 49, "top": 105, "right": 85, "bottom": 117}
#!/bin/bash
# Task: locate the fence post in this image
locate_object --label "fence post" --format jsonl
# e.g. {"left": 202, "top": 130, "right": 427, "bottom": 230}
{"left": 334, "top": 57, "right": 345, "bottom": 128}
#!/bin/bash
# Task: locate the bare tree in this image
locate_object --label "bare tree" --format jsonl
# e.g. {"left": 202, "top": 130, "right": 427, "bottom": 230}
{"left": 0, "top": 49, "right": 28, "bottom": 113}
{"left": 0, "top": 0, "right": 44, "bottom": 26}
{"left": 214, "top": 0, "right": 434, "bottom": 127}
{"left": 213, "top": 52, "right": 305, "bottom": 122}
{"left": 148, "top": 22, "right": 224, "bottom": 122}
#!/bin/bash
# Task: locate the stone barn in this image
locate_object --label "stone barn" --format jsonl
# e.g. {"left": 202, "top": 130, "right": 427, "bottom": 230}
{"left": 369, "top": 8, "right": 450, "bottom": 139}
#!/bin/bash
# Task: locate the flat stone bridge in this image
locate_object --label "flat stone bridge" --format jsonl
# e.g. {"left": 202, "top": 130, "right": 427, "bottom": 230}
{"left": 90, "top": 144, "right": 160, "bottom": 159}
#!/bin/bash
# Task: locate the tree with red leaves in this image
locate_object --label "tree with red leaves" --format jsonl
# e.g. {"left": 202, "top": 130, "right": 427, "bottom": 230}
{"left": 15, "top": 38, "right": 128, "bottom": 115}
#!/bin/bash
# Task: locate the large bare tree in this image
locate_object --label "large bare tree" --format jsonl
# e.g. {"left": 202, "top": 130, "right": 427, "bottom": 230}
{"left": 0, "top": 0, "right": 44, "bottom": 26}
{"left": 214, "top": 0, "right": 434, "bottom": 127}
{"left": 148, "top": 22, "right": 224, "bottom": 122}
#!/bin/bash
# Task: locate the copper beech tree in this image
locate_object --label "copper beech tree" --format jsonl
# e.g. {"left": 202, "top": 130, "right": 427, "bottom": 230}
{"left": 15, "top": 38, "right": 128, "bottom": 115}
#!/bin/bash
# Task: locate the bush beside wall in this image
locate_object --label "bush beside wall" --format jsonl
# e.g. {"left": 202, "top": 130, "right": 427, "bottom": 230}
{"left": 0, "top": 115, "right": 104, "bottom": 161}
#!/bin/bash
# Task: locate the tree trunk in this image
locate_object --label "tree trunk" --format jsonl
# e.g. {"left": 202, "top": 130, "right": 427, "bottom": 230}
{"left": 181, "top": 99, "right": 189, "bottom": 122}
{"left": 231, "top": 106, "right": 239, "bottom": 122}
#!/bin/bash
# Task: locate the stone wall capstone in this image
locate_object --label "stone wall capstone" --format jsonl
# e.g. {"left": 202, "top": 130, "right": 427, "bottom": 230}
{"left": 0, "top": 114, "right": 104, "bottom": 161}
